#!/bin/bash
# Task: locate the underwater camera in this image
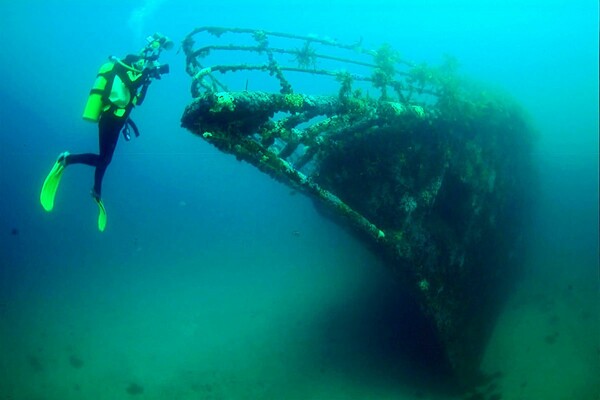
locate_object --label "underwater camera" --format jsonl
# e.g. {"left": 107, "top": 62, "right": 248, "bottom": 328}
{"left": 145, "top": 62, "right": 170, "bottom": 80}
{"left": 140, "top": 32, "right": 173, "bottom": 80}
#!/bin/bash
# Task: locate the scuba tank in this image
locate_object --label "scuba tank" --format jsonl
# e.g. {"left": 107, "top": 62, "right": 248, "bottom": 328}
{"left": 83, "top": 56, "right": 147, "bottom": 122}
{"left": 82, "top": 61, "right": 115, "bottom": 122}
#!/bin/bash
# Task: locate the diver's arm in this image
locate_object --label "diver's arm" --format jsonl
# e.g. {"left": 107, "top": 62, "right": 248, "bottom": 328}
{"left": 135, "top": 82, "right": 150, "bottom": 106}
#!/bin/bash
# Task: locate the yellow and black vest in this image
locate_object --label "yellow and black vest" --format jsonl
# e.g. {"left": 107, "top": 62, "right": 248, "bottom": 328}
{"left": 82, "top": 59, "right": 145, "bottom": 122}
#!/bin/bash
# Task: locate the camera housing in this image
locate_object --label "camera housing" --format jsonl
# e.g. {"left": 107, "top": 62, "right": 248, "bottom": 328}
{"left": 145, "top": 63, "right": 170, "bottom": 80}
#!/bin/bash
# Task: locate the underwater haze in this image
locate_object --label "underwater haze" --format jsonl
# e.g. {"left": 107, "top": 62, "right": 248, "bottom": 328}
{"left": 0, "top": 1, "right": 598, "bottom": 399}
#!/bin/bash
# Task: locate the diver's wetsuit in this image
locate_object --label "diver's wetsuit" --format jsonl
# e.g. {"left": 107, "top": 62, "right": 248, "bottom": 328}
{"left": 65, "top": 112, "right": 126, "bottom": 198}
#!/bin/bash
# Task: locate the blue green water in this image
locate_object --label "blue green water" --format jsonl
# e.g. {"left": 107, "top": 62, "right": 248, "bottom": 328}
{"left": 0, "top": 1, "right": 598, "bottom": 399}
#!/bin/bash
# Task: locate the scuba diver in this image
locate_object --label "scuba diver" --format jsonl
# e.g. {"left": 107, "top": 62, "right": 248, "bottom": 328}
{"left": 40, "top": 33, "right": 173, "bottom": 231}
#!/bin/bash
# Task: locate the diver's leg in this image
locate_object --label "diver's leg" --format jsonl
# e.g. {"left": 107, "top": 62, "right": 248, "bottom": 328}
{"left": 65, "top": 153, "right": 99, "bottom": 166}
{"left": 92, "top": 114, "right": 123, "bottom": 198}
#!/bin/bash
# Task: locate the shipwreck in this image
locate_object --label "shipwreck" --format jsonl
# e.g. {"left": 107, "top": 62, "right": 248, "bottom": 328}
{"left": 180, "top": 26, "right": 535, "bottom": 383}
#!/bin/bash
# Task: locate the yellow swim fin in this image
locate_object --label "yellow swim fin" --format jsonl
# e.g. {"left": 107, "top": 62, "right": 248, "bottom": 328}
{"left": 94, "top": 196, "right": 107, "bottom": 232}
{"left": 40, "top": 152, "right": 69, "bottom": 212}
